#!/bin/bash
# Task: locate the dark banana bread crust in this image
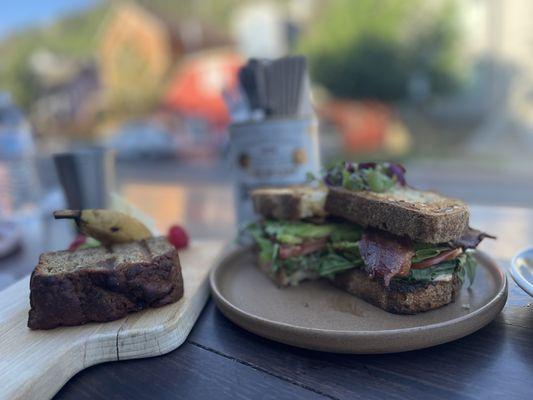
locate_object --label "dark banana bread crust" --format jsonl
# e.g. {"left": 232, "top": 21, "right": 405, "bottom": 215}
{"left": 28, "top": 237, "right": 183, "bottom": 330}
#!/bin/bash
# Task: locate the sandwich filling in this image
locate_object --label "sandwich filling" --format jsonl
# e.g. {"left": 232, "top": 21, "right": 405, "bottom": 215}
{"left": 248, "top": 220, "right": 488, "bottom": 287}
{"left": 247, "top": 220, "right": 363, "bottom": 284}
{"left": 358, "top": 228, "right": 487, "bottom": 286}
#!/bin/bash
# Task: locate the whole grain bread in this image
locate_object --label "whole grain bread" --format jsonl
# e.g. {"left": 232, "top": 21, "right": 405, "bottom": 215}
{"left": 325, "top": 186, "right": 469, "bottom": 243}
{"left": 252, "top": 186, "right": 328, "bottom": 220}
{"left": 28, "top": 236, "right": 183, "bottom": 330}
{"left": 333, "top": 268, "right": 461, "bottom": 314}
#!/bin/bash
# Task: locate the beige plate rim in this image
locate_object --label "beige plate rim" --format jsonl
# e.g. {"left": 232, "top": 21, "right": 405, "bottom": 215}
{"left": 209, "top": 246, "right": 507, "bottom": 350}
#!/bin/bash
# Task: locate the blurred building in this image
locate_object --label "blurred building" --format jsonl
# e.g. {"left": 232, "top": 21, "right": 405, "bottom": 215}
{"left": 462, "top": 0, "right": 533, "bottom": 150}
{"left": 98, "top": 1, "right": 178, "bottom": 110}
{"left": 232, "top": 0, "right": 315, "bottom": 58}
{"left": 423, "top": 0, "right": 533, "bottom": 152}
{"left": 98, "top": 1, "right": 231, "bottom": 116}
{"left": 232, "top": 2, "right": 288, "bottom": 58}
{"left": 30, "top": 50, "right": 100, "bottom": 135}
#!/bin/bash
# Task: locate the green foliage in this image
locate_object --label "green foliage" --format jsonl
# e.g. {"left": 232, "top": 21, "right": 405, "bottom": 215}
{"left": 0, "top": 5, "right": 107, "bottom": 110}
{"left": 299, "top": 0, "right": 461, "bottom": 101}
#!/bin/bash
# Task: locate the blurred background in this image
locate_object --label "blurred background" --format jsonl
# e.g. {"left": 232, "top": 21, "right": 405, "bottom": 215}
{"left": 0, "top": 0, "right": 531, "bottom": 286}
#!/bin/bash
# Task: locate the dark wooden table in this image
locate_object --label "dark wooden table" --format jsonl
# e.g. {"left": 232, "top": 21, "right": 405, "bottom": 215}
{"left": 1, "top": 188, "right": 531, "bottom": 399}
{"left": 52, "top": 206, "right": 532, "bottom": 400}
{"left": 55, "top": 284, "right": 532, "bottom": 400}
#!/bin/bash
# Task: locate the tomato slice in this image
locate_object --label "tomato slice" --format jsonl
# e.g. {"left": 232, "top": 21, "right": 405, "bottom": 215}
{"left": 411, "top": 248, "right": 463, "bottom": 269}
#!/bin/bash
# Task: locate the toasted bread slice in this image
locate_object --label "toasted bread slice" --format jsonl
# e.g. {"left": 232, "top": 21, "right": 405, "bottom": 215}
{"left": 252, "top": 186, "right": 328, "bottom": 220}
{"left": 333, "top": 268, "right": 461, "bottom": 314}
{"left": 28, "top": 237, "right": 183, "bottom": 330}
{"left": 325, "top": 186, "right": 469, "bottom": 243}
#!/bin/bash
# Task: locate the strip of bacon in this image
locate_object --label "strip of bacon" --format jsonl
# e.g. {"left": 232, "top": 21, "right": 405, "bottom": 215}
{"left": 278, "top": 237, "right": 327, "bottom": 259}
{"left": 359, "top": 230, "right": 415, "bottom": 286}
{"left": 359, "top": 227, "right": 492, "bottom": 285}
{"left": 452, "top": 227, "right": 496, "bottom": 249}
{"left": 411, "top": 248, "right": 463, "bottom": 269}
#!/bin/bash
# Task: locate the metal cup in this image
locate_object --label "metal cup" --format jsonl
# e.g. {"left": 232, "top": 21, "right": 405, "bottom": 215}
{"left": 229, "top": 116, "right": 320, "bottom": 228}
{"left": 53, "top": 147, "right": 115, "bottom": 210}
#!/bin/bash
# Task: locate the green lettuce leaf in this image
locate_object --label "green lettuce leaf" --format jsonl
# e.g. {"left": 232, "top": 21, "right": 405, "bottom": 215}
{"left": 281, "top": 252, "right": 322, "bottom": 276}
{"left": 329, "top": 241, "right": 362, "bottom": 263}
{"left": 318, "top": 253, "right": 358, "bottom": 277}
{"left": 364, "top": 169, "right": 396, "bottom": 192}
{"left": 411, "top": 245, "right": 450, "bottom": 264}
{"left": 406, "top": 260, "right": 457, "bottom": 282}
{"left": 247, "top": 223, "right": 278, "bottom": 264}
{"left": 331, "top": 241, "right": 359, "bottom": 252}
{"left": 246, "top": 221, "right": 363, "bottom": 279}
{"left": 263, "top": 221, "right": 333, "bottom": 244}
{"left": 457, "top": 250, "right": 477, "bottom": 287}
{"left": 262, "top": 220, "right": 362, "bottom": 245}
{"left": 329, "top": 223, "right": 363, "bottom": 242}
{"left": 402, "top": 250, "right": 478, "bottom": 285}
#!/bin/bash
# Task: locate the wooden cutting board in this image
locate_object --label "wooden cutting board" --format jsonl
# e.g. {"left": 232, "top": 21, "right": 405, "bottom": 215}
{"left": 0, "top": 240, "right": 224, "bottom": 400}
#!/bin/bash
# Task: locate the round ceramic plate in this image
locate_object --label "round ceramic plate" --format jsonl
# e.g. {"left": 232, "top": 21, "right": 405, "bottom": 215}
{"left": 210, "top": 247, "right": 508, "bottom": 354}
{"left": 511, "top": 247, "right": 533, "bottom": 297}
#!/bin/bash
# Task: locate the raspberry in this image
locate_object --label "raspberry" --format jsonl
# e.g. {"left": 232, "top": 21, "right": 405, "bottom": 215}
{"left": 168, "top": 225, "right": 189, "bottom": 250}
{"left": 68, "top": 235, "right": 87, "bottom": 252}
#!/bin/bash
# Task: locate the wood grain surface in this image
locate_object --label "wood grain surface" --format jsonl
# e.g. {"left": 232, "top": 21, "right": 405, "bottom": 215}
{"left": 2, "top": 205, "right": 532, "bottom": 400}
{"left": 0, "top": 240, "right": 224, "bottom": 400}
{"left": 56, "top": 280, "right": 531, "bottom": 400}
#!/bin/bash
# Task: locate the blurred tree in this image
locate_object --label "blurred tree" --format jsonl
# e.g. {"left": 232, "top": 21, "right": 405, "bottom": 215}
{"left": 0, "top": 33, "right": 41, "bottom": 110}
{"left": 0, "top": 6, "right": 107, "bottom": 110}
{"left": 299, "top": 0, "right": 461, "bottom": 101}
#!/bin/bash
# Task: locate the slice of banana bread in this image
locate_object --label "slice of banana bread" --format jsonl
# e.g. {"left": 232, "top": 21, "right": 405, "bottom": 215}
{"left": 28, "top": 236, "right": 183, "bottom": 330}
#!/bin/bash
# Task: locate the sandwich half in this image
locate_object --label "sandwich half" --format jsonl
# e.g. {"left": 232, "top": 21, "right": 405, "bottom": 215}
{"left": 330, "top": 226, "right": 487, "bottom": 314}
{"left": 248, "top": 161, "right": 493, "bottom": 314}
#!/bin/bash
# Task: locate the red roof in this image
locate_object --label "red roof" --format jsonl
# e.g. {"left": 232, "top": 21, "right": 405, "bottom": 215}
{"left": 164, "top": 50, "right": 243, "bottom": 126}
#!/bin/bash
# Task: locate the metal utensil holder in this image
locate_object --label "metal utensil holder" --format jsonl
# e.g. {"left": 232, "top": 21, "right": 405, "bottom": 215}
{"left": 229, "top": 116, "right": 320, "bottom": 228}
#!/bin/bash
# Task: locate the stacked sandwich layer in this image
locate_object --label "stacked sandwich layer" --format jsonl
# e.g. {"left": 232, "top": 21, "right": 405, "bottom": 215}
{"left": 247, "top": 220, "right": 481, "bottom": 289}
{"left": 248, "top": 162, "right": 493, "bottom": 314}
{"left": 248, "top": 220, "right": 363, "bottom": 286}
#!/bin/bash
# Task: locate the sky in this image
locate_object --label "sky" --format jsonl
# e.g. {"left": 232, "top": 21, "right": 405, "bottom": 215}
{"left": 0, "top": 0, "right": 96, "bottom": 38}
